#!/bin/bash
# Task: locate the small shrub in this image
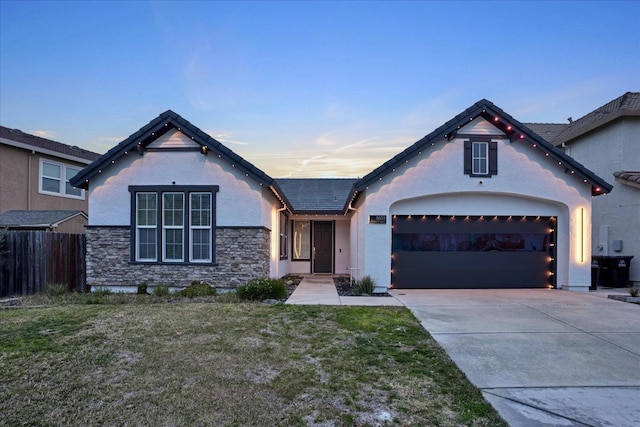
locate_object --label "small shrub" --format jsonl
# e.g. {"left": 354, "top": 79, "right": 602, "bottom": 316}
{"left": 137, "top": 283, "right": 148, "bottom": 295}
{"left": 45, "top": 283, "right": 69, "bottom": 296}
{"left": 630, "top": 285, "right": 640, "bottom": 297}
{"left": 179, "top": 281, "right": 217, "bottom": 298}
{"left": 152, "top": 285, "right": 171, "bottom": 297}
{"left": 236, "top": 277, "right": 287, "bottom": 301}
{"left": 355, "top": 275, "right": 376, "bottom": 295}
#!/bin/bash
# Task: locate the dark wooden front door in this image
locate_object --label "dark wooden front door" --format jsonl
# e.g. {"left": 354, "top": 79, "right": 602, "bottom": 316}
{"left": 313, "top": 221, "right": 333, "bottom": 273}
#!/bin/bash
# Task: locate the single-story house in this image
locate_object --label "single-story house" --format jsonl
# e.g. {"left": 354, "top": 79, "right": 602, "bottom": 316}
{"left": 71, "top": 99, "right": 612, "bottom": 292}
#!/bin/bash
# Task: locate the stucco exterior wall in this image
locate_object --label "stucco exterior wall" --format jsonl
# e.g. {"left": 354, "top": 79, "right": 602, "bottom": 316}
{"left": 0, "top": 144, "right": 89, "bottom": 213}
{"left": 565, "top": 118, "right": 640, "bottom": 282}
{"left": 88, "top": 149, "right": 269, "bottom": 227}
{"left": 357, "top": 118, "right": 593, "bottom": 291}
{"left": 334, "top": 219, "right": 351, "bottom": 275}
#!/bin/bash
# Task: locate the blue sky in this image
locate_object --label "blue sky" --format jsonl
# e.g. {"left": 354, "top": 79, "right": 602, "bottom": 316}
{"left": 1, "top": 1, "right": 638, "bottom": 178}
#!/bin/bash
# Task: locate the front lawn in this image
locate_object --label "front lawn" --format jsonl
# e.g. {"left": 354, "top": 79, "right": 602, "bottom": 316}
{"left": 0, "top": 297, "right": 506, "bottom": 426}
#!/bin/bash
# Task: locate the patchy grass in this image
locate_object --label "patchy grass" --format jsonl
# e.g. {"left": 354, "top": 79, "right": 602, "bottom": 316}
{"left": 0, "top": 300, "right": 506, "bottom": 426}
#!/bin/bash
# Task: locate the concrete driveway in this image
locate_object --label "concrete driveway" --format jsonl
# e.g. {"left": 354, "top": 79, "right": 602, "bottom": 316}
{"left": 391, "top": 289, "right": 640, "bottom": 427}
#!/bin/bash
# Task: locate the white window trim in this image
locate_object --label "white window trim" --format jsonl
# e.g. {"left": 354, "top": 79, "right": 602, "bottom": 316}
{"left": 39, "top": 159, "right": 85, "bottom": 200}
{"left": 189, "top": 192, "right": 212, "bottom": 263}
{"left": 472, "top": 141, "right": 489, "bottom": 175}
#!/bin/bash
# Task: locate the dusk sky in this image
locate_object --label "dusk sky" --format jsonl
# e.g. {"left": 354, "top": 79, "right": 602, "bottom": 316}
{"left": 1, "top": 0, "right": 638, "bottom": 178}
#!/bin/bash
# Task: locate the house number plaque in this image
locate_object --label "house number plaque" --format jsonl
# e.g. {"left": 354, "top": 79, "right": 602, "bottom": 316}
{"left": 369, "top": 215, "right": 387, "bottom": 224}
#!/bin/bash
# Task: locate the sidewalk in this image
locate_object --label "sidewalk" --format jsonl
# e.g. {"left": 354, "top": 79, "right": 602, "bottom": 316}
{"left": 286, "top": 275, "right": 403, "bottom": 306}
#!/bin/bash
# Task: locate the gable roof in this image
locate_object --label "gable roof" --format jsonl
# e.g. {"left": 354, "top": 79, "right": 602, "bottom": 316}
{"left": 0, "top": 126, "right": 101, "bottom": 163}
{"left": 553, "top": 92, "right": 640, "bottom": 145}
{"left": 70, "top": 110, "right": 274, "bottom": 190}
{"left": 353, "top": 99, "right": 612, "bottom": 197}
{"left": 274, "top": 178, "right": 358, "bottom": 214}
{"left": 0, "top": 210, "right": 87, "bottom": 229}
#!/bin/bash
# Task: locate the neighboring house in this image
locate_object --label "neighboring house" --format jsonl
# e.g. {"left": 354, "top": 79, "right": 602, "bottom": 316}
{"left": 0, "top": 210, "right": 88, "bottom": 234}
{"left": 527, "top": 92, "right": 640, "bottom": 283}
{"left": 71, "top": 100, "right": 611, "bottom": 292}
{"left": 0, "top": 126, "right": 101, "bottom": 232}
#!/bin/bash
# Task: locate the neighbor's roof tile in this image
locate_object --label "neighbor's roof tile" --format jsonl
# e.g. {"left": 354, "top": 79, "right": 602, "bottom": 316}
{"left": 0, "top": 126, "right": 100, "bottom": 162}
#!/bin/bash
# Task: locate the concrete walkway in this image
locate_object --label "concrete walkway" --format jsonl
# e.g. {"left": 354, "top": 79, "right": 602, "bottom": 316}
{"left": 285, "top": 275, "right": 402, "bottom": 306}
{"left": 287, "top": 279, "right": 640, "bottom": 426}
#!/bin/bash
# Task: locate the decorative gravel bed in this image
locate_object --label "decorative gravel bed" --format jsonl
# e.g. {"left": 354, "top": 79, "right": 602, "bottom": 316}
{"left": 333, "top": 276, "right": 391, "bottom": 297}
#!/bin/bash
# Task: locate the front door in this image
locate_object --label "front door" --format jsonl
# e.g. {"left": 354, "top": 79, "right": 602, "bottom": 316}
{"left": 313, "top": 221, "right": 333, "bottom": 273}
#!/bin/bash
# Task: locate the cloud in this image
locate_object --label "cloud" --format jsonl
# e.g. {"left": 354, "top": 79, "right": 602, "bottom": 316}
{"left": 207, "top": 131, "right": 249, "bottom": 146}
{"left": 247, "top": 131, "right": 416, "bottom": 178}
{"left": 31, "top": 130, "right": 57, "bottom": 139}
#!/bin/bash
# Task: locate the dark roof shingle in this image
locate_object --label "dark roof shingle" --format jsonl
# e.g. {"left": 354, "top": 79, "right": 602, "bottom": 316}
{"left": 274, "top": 178, "right": 357, "bottom": 214}
{"left": 523, "top": 123, "right": 568, "bottom": 143}
{"left": 553, "top": 92, "right": 640, "bottom": 145}
{"left": 0, "top": 126, "right": 100, "bottom": 162}
{"left": 0, "top": 210, "right": 87, "bottom": 227}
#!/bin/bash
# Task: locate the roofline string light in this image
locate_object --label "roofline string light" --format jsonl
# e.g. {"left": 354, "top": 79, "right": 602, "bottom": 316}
{"left": 490, "top": 111, "right": 603, "bottom": 195}
{"left": 77, "top": 109, "right": 607, "bottom": 198}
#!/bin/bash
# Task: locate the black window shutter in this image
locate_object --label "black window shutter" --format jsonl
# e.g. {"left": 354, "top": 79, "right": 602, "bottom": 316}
{"left": 463, "top": 140, "right": 472, "bottom": 175}
{"left": 489, "top": 141, "right": 498, "bottom": 175}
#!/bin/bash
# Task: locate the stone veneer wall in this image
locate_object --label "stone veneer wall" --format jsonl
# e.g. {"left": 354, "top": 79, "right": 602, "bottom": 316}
{"left": 86, "top": 226, "right": 271, "bottom": 289}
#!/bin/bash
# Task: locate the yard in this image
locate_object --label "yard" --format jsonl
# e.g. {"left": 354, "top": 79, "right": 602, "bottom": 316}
{"left": 0, "top": 295, "right": 506, "bottom": 426}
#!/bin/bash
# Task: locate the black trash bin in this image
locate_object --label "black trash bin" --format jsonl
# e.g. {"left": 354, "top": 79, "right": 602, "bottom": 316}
{"left": 611, "top": 256, "right": 634, "bottom": 287}
{"left": 590, "top": 259, "right": 600, "bottom": 290}
{"left": 591, "top": 256, "right": 634, "bottom": 288}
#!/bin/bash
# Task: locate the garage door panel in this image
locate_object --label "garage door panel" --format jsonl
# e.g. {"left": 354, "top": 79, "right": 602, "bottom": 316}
{"left": 393, "top": 252, "right": 551, "bottom": 288}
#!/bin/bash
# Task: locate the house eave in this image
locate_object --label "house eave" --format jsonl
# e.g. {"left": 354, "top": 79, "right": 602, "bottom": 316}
{"left": 354, "top": 99, "right": 613, "bottom": 197}
{"left": 70, "top": 110, "right": 274, "bottom": 190}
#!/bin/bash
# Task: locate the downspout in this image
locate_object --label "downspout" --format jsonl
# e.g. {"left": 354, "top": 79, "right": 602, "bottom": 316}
{"left": 28, "top": 150, "right": 35, "bottom": 210}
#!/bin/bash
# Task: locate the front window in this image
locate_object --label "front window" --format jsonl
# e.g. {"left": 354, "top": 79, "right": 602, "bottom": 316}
{"left": 136, "top": 193, "right": 157, "bottom": 261}
{"left": 472, "top": 141, "right": 488, "bottom": 175}
{"left": 40, "top": 160, "right": 85, "bottom": 199}
{"left": 130, "top": 186, "right": 218, "bottom": 264}
{"left": 292, "top": 220, "right": 310, "bottom": 260}
{"left": 163, "top": 193, "right": 184, "bottom": 262}
{"left": 190, "top": 192, "right": 212, "bottom": 262}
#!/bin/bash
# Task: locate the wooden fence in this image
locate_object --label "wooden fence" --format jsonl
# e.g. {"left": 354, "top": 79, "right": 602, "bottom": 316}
{"left": 0, "top": 230, "right": 86, "bottom": 297}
